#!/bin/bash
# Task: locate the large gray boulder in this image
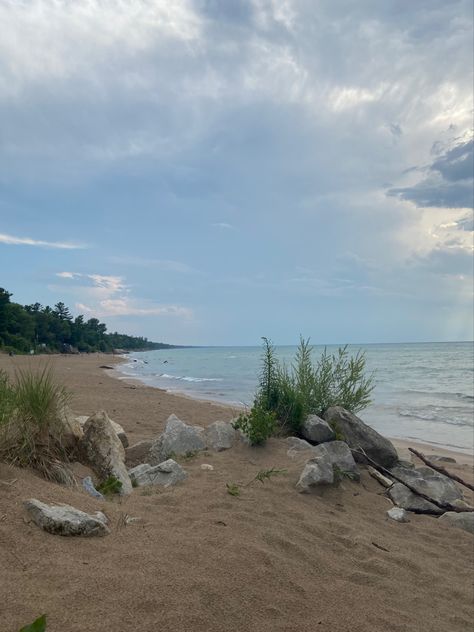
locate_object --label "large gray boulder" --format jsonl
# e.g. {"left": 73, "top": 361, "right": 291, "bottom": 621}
{"left": 323, "top": 406, "right": 398, "bottom": 468}
{"left": 148, "top": 415, "right": 206, "bottom": 465}
{"left": 301, "top": 415, "right": 335, "bottom": 444}
{"left": 128, "top": 459, "right": 187, "bottom": 487}
{"left": 77, "top": 414, "right": 129, "bottom": 448}
{"left": 24, "top": 499, "right": 110, "bottom": 537}
{"left": 80, "top": 410, "right": 133, "bottom": 495}
{"left": 387, "top": 466, "right": 463, "bottom": 514}
{"left": 204, "top": 421, "right": 236, "bottom": 451}
{"left": 310, "top": 440, "right": 360, "bottom": 481}
{"left": 438, "top": 512, "right": 474, "bottom": 534}
{"left": 296, "top": 456, "right": 334, "bottom": 492}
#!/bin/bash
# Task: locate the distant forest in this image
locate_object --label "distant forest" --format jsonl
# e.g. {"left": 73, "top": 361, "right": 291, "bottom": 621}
{"left": 0, "top": 288, "right": 176, "bottom": 354}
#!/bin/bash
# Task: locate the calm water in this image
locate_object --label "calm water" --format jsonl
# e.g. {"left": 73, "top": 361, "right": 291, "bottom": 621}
{"left": 116, "top": 342, "right": 474, "bottom": 454}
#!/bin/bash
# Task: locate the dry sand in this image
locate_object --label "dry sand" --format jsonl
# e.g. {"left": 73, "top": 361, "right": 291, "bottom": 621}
{"left": 0, "top": 354, "right": 473, "bottom": 632}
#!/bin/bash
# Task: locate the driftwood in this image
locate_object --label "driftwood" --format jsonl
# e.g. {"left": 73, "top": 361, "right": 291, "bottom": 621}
{"left": 352, "top": 447, "right": 474, "bottom": 514}
{"left": 408, "top": 447, "right": 474, "bottom": 492}
{"left": 367, "top": 466, "right": 393, "bottom": 488}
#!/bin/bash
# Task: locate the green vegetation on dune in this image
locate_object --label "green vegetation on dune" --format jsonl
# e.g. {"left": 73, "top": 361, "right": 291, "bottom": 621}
{"left": 0, "top": 287, "right": 176, "bottom": 354}
{"left": 235, "top": 336, "right": 375, "bottom": 445}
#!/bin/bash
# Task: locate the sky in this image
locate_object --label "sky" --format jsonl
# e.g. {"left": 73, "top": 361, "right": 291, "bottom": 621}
{"left": 0, "top": 0, "right": 473, "bottom": 346}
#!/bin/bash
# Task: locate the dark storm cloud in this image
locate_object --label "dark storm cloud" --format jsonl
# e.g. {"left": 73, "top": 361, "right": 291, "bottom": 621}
{"left": 387, "top": 138, "right": 474, "bottom": 209}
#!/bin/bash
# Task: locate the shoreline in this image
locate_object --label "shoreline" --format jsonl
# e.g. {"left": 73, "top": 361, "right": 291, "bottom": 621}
{"left": 109, "top": 355, "right": 473, "bottom": 462}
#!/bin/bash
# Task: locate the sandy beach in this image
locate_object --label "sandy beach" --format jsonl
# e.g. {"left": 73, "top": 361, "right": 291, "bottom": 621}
{"left": 1, "top": 354, "right": 473, "bottom": 632}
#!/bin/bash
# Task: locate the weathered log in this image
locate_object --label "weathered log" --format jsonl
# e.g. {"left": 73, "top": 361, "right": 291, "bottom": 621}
{"left": 367, "top": 466, "right": 393, "bottom": 488}
{"left": 352, "top": 447, "right": 474, "bottom": 514}
{"left": 408, "top": 447, "right": 474, "bottom": 492}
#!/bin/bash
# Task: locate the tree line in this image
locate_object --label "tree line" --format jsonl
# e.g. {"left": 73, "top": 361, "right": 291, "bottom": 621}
{"left": 0, "top": 288, "right": 176, "bottom": 354}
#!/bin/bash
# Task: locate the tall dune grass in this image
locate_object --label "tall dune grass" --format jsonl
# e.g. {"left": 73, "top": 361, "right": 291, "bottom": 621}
{"left": 0, "top": 366, "right": 74, "bottom": 483}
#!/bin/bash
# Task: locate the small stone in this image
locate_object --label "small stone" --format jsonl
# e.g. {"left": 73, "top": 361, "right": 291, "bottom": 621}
{"left": 387, "top": 507, "right": 410, "bottom": 523}
{"left": 82, "top": 476, "right": 104, "bottom": 500}
{"left": 201, "top": 464, "right": 214, "bottom": 471}
{"left": 430, "top": 455, "right": 457, "bottom": 464}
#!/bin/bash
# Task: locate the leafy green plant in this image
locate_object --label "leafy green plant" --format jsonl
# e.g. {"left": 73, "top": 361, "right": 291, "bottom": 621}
{"left": 234, "top": 405, "right": 276, "bottom": 446}
{"left": 248, "top": 467, "right": 287, "bottom": 485}
{"left": 97, "top": 475, "right": 123, "bottom": 496}
{"left": 19, "top": 614, "right": 47, "bottom": 632}
{"left": 226, "top": 482, "right": 241, "bottom": 497}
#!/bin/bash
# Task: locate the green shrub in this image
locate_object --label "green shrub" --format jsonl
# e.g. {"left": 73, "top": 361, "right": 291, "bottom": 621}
{"left": 241, "top": 337, "right": 375, "bottom": 439}
{"left": 0, "top": 366, "right": 72, "bottom": 482}
{"left": 97, "top": 475, "right": 123, "bottom": 496}
{"left": 233, "top": 405, "right": 276, "bottom": 446}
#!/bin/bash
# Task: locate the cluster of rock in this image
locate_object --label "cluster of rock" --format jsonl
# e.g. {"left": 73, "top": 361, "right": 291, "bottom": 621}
{"left": 25, "top": 412, "right": 238, "bottom": 536}
{"left": 290, "top": 406, "right": 473, "bottom": 533}
{"left": 24, "top": 405, "right": 473, "bottom": 537}
{"left": 293, "top": 406, "right": 398, "bottom": 492}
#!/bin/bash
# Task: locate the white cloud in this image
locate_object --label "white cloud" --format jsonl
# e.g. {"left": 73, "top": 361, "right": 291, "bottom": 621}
{"left": 56, "top": 270, "right": 193, "bottom": 319}
{"left": 212, "top": 222, "right": 235, "bottom": 230}
{"left": 0, "top": 232, "right": 86, "bottom": 249}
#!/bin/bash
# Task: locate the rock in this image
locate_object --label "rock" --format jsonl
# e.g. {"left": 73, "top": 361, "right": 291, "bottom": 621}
{"left": 201, "top": 463, "right": 214, "bottom": 471}
{"left": 301, "top": 414, "right": 335, "bottom": 444}
{"left": 80, "top": 411, "right": 132, "bottom": 495}
{"left": 125, "top": 440, "right": 153, "bottom": 467}
{"left": 204, "top": 421, "right": 236, "bottom": 451}
{"left": 387, "top": 465, "right": 463, "bottom": 514}
{"left": 398, "top": 459, "right": 415, "bottom": 469}
{"left": 128, "top": 459, "right": 187, "bottom": 487}
{"left": 438, "top": 512, "right": 474, "bottom": 534}
{"left": 296, "top": 456, "right": 334, "bottom": 492}
{"left": 430, "top": 455, "right": 457, "bottom": 464}
{"left": 323, "top": 406, "right": 398, "bottom": 468}
{"left": 77, "top": 414, "right": 128, "bottom": 448}
{"left": 387, "top": 507, "right": 410, "bottom": 523}
{"left": 388, "top": 483, "right": 442, "bottom": 514}
{"left": 451, "top": 499, "right": 474, "bottom": 510}
{"left": 61, "top": 412, "right": 84, "bottom": 450}
{"left": 24, "top": 499, "right": 110, "bottom": 537}
{"left": 82, "top": 476, "right": 104, "bottom": 500}
{"left": 310, "top": 440, "right": 360, "bottom": 481}
{"left": 286, "top": 437, "right": 314, "bottom": 451}
{"left": 148, "top": 415, "right": 206, "bottom": 464}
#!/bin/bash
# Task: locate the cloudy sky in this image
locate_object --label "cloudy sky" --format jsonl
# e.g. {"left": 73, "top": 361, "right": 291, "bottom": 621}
{"left": 0, "top": 0, "right": 472, "bottom": 345}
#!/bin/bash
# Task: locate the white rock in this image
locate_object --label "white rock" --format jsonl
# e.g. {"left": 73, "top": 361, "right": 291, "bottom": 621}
{"left": 387, "top": 507, "right": 410, "bottom": 523}
{"left": 24, "top": 499, "right": 110, "bottom": 537}
{"left": 77, "top": 414, "right": 129, "bottom": 448}
{"left": 200, "top": 463, "right": 214, "bottom": 471}
{"left": 311, "top": 441, "right": 360, "bottom": 481}
{"left": 204, "top": 421, "right": 236, "bottom": 451}
{"left": 80, "top": 410, "right": 132, "bottom": 495}
{"left": 296, "top": 456, "right": 334, "bottom": 492}
{"left": 148, "top": 415, "right": 206, "bottom": 464}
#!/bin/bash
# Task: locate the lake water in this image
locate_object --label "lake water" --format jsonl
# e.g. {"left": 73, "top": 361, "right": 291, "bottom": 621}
{"left": 116, "top": 342, "right": 474, "bottom": 454}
